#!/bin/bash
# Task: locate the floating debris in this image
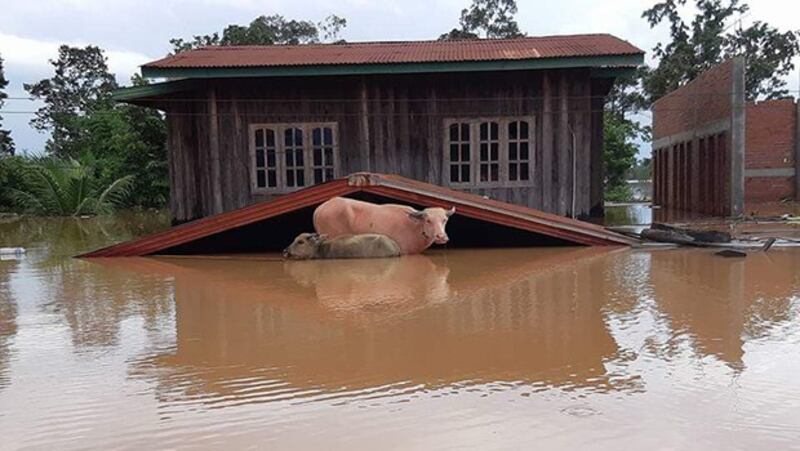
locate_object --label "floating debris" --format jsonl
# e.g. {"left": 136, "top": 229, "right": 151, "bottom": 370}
{"left": 714, "top": 249, "right": 747, "bottom": 258}
{"left": 0, "top": 247, "right": 26, "bottom": 261}
{"left": 761, "top": 237, "right": 777, "bottom": 252}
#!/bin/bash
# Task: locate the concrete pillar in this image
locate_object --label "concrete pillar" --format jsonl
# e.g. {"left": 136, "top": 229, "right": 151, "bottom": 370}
{"left": 795, "top": 99, "right": 800, "bottom": 200}
{"left": 729, "top": 56, "right": 746, "bottom": 217}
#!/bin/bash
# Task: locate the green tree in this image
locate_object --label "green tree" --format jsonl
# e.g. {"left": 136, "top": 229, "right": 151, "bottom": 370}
{"left": 62, "top": 75, "right": 168, "bottom": 208}
{"left": 629, "top": 157, "right": 652, "bottom": 181}
{"left": 0, "top": 54, "right": 14, "bottom": 155}
{"left": 603, "top": 112, "right": 641, "bottom": 202}
{"left": 642, "top": 0, "right": 799, "bottom": 101}
{"left": 170, "top": 14, "right": 348, "bottom": 53}
{"left": 6, "top": 156, "right": 133, "bottom": 216}
{"left": 24, "top": 45, "right": 118, "bottom": 155}
{"left": 22, "top": 45, "right": 168, "bottom": 209}
{"left": 603, "top": 68, "right": 650, "bottom": 201}
{"left": 440, "top": 0, "right": 524, "bottom": 40}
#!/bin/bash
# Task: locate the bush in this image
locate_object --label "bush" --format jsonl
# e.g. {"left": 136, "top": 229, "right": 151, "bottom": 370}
{"left": 604, "top": 184, "right": 633, "bottom": 203}
{"left": 0, "top": 155, "right": 29, "bottom": 211}
{"left": 1, "top": 156, "right": 133, "bottom": 216}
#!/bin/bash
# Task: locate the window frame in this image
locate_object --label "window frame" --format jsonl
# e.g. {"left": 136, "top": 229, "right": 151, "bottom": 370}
{"left": 443, "top": 117, "right": 536, "bottom": 188}
{"left": 249, "top": 122, "right": 339, "bottom": 194}
{"left": 444, "top": 121, "right": 474, "bottom": 187}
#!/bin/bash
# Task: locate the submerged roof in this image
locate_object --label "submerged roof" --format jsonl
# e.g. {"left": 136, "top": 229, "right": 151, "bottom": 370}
{"left": 79, "top": 173, "right": 635, "bottom": 258}
{"left": 146, "top": 34, "right": 642, "bottom": 69}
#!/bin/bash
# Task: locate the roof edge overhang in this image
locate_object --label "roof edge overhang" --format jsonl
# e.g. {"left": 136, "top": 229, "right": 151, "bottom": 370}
{"left": 111, "top": 79, "right": 202, "bottom": 102}
{"left": 140, "top": 53, "right": 644, "bottom": 80}
{"left": 77, "top": 173, "right": 637, "bottom": 258}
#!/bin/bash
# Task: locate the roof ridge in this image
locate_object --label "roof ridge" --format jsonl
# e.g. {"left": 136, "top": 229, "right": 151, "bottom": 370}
{"left": 193, "top": 33, "right": 621, "bottom": 51}
{"left": 140, "top": 33, "right": 644, "bottom": 71}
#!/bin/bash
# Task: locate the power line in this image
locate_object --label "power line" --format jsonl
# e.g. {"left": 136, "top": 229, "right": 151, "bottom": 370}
{"left": 2, "top": 104, "right": 798, "bottom": 116}
{"left": 4, "top": 89, "right": 800, "bottom": 103}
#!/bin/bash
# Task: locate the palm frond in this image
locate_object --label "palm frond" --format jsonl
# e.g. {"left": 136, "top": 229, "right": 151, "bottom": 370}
{"left": 95, "top": 175, "right": 134, "bottom": 215}
{"left": 3, "top": 157, "right": 135, "bottom": 217}
{"left": 28, "top": 161, "right": 72, "bottom": 215}
{"left": 7, "top": 187, "right": 46, "bottom": 214}
{"left": 67, "top": 172, "right": 90, "bottom": 216}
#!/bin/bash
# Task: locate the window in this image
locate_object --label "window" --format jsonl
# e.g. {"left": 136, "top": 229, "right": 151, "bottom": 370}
{"left": 284, "top": 127, "right": 305, "bottom": 188}
{"left": 311, "top": 126, "right": 336, "bottom": 184}
{"left": 253, "top": 128, "right": 278, "bottom": 189}
{"left": 507, "top": 120, "right": 530, "bottom": 182}
{"left": 250, "top": 123, "right": 338, "bottom": 192}
{"left": 444, "top": 117, "right": 534, "bottom": 187}
{"left": 478, "top": 122, "right": 500, "bottom": 183}
{"left": 448, "top": 123, "right": 471, "bottom": 184}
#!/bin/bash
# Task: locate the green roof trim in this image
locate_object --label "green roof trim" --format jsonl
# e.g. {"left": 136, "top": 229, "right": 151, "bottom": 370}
{"left": 141, "top": 54, "right": 644, "bottom": 79}
{"left": 111, "top": 79, "right": 201, "bottom": 101}
{"left": 589, "top": 66, "right": 638, "bottom": 79}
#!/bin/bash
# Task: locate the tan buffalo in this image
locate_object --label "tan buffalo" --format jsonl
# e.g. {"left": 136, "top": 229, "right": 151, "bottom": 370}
{"left": 283, "top": 232, "right": 401, "bottom": 260}
{"left": 313, "top": 197, "right": 455, "bottom": 254}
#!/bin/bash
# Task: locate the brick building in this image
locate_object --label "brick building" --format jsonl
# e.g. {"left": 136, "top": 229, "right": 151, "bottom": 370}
{"left": 651, "top": 57, "right": 799, "bottom": 216}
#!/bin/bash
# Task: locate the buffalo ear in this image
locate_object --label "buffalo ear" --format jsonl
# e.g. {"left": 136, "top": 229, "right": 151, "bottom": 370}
{"left": 446, "top": 207, "right": 456, "bottom": 217}
{"left": 408, "top": 210, "right": 426, "bottom": 222}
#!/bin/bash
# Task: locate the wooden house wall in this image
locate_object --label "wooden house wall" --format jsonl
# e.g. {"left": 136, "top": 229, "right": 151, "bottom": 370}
{"left": 161, "top": 69, "right": 607, "bottom": 223}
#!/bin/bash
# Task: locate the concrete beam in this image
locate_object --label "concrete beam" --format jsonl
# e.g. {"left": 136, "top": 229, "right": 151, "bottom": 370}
{"left": 745, "top": 167, "right": 796, "bottom": 178}
{"left": 651, "top": 119, "right": 729, "bottom": 150}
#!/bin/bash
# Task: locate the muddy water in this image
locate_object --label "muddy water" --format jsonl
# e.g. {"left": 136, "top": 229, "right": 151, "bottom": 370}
{"left": 2, "top": 214, "right": 800, "bottom": 449}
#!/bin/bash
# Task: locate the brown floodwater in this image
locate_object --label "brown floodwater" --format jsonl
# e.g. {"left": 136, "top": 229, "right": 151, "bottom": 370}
{"left": 1, "top": 212, "right": 800, "bottom": 450}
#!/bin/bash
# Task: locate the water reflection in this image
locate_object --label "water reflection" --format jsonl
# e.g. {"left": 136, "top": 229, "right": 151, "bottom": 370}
{"left": 0, "top": 259, "right": 18, "bottom": 391}
{"left": 41, "top": 261, "right": 175, "bottom": 349}
{"left": 604, "top": 204, "right": 652, "bottom": 226}
{"left": 284, "top": 255, "right": 452, "bottom": 322}
{"left": 2, "top": 213, "right": 800, "bottom": 449}
{"left": 648, "top": 250, "right": 800, "bottom": 369}
{"left": 0, "top": 214, "right": 174, "bottom": 353}
{"left": 115, "top": 248, "right": 642, "bottom": 410}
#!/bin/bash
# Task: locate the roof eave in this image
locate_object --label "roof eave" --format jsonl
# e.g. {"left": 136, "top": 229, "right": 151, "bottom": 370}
{"left": 140, "top": 53, "right": 644, "bottom": 80}
{"left": 111, "top": 79, "right": 202, "bottom": 103}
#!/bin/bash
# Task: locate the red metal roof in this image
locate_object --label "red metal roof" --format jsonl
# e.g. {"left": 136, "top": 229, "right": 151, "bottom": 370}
{"left": 144, "top": 34, "right": 643, "bottom": 69}
{"left": 79, "top": 173, "right": 635, "bottom": 258}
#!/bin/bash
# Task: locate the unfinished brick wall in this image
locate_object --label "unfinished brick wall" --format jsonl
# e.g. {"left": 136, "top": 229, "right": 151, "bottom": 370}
{"left": 744, "top": 99, "right": 797, "bottom": 202}
{"left": 652, "top": 57, "right": 798, "bottom": 217}
{"left": 745, "top": 177, "right": 794, "bottom": 203}
{"left": 652, "top": 59, "right": 734, "bottom": 140}
{"left": 652, "top": 59, "right": 737, "bottom": 216}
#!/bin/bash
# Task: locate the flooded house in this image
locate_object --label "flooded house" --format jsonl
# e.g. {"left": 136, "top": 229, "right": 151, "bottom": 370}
{"left": 89, "top": 34, "right": 644, "bottom": 256}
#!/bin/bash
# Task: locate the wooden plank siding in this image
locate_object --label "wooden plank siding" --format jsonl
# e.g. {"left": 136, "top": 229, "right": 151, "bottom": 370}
{"left": 161, "top": 69, "right": 608, "bottom": 223}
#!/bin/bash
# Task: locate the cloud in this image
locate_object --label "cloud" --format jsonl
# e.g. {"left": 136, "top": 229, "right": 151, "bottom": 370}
{"left": 0, "top": 32, "right": 154, "bottom": 84}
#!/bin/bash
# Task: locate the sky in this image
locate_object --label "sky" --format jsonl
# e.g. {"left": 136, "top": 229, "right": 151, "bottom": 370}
{"left": 1, "top": 0, "right": 798, "bottom": 156}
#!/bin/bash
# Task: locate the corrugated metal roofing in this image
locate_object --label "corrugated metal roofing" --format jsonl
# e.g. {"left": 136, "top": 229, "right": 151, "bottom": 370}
{"left": 78, "top": 173, "right": 636, "bottom": 258}
{"left": 144, "top": 34, "right": 643, "bottom": 69}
